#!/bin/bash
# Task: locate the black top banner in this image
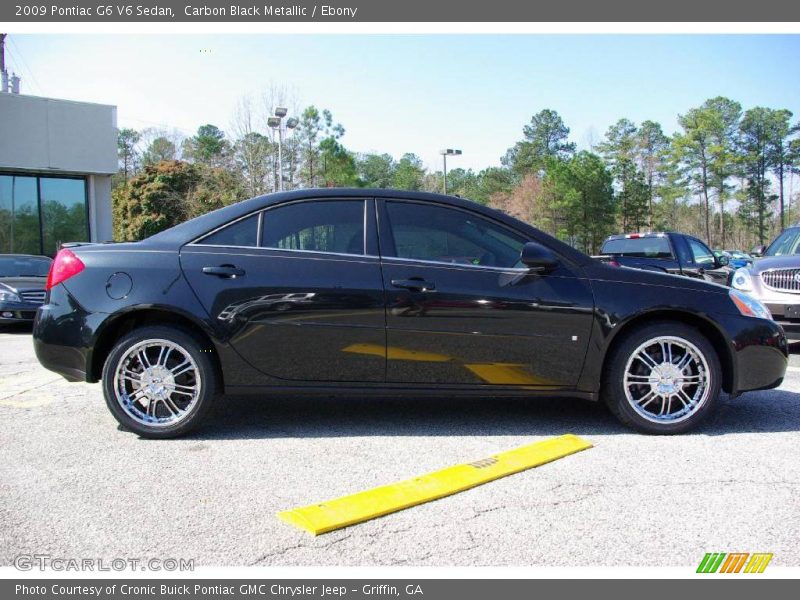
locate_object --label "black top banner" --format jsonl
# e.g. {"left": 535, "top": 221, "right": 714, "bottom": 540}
{"left": 3, "top": 0, "right": 800, "bottom": 22}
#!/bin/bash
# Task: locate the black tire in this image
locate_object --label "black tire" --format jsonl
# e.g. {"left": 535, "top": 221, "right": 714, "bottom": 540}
{"left": 602, "top": 321, "right": 722, "bottom": 434}
{"left": 102, "top": 325, "right": 219, "bottom": 438}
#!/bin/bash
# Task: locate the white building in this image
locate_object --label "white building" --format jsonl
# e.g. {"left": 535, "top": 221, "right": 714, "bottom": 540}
{"left": 0, "top": 92, "right": 117, "bottom": 256}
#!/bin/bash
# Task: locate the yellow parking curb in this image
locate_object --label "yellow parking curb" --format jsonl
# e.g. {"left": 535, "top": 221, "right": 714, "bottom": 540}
{"left": 277, "top": 434, "right": 593, "bottom": 535}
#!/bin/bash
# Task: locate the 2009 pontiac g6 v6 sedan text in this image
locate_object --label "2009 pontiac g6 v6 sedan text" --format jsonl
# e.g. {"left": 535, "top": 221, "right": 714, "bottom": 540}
{"left": 33, "top": 189, "right": 787, "bottom": 438}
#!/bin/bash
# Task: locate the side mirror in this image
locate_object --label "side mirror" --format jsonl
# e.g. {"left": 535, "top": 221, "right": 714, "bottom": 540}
{"left": 751, "top": 245, "right": 766, "bottom": 257}
{"left": 520, "top": 241, "right": 559, "bottom": 272}
{"left": 716, "top": 254, "right": 730, "bottom": 267}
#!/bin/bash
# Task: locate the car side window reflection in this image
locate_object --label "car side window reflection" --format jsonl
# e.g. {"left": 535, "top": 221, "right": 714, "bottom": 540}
{"left": 198, "top": 214, "right": 259, "bottom": 247}
{"left": 385, "top": 201, "right": 526, "bottom": 268}
{"left": 261, "top": 200, "right": 365, "bottom": 255}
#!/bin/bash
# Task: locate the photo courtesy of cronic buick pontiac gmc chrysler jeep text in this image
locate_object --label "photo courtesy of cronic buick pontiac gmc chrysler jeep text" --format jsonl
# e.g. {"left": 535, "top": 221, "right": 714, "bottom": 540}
{"left": 32, "top": 189, "right": 787, "bottom": 438}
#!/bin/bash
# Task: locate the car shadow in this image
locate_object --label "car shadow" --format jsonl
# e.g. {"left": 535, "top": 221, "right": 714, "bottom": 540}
{"left": 177, "top": 388, "right": 800, "bottom": 441}
{"left": 0, "top": 323, "right": 34, "bottom": 334}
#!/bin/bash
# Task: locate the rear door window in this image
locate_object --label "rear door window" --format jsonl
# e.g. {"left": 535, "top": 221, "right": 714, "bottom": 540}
{"left": 261, "top": 200, "right": 365, "bottom": 255}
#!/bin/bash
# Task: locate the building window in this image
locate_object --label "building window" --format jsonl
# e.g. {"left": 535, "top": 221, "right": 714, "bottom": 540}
{"left": 0, "top": 174, "right": 89, "bottom": 256}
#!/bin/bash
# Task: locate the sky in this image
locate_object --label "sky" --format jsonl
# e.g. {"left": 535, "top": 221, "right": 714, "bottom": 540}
{"left": 4, "top": 34, "right": 800, "bottom": 172}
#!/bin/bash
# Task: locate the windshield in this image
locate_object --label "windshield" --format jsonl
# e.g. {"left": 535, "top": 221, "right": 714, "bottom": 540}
{"left": 0, "top": 256, "right": 52, "bottom": 277}
{"left": 765, "top": 229, "right": 800, "bottom": 256}
{"left": 601, "top": 237, "right": 672, "bottom": 258}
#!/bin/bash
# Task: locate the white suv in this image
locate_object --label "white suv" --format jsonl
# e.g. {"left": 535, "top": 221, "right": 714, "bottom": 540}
{"left": 732, "top": 226, "right": 800, "bottom": 337}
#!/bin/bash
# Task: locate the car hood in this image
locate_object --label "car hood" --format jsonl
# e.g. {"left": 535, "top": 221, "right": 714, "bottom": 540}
{"left": 585, "top": 261, "right": 729, "bottom": 295}
{"left": 751, "top": 255, "right": 800, "bottom": 272}
{"left": 0, "top": 277, "right": 47, "bottom": 293}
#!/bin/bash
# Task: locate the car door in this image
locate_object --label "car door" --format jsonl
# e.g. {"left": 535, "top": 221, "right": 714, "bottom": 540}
{"left": 684, "top": 236, "right": 730, "bottom": 285}
{"left": 374, "top": 199, "right": 594, "bottom": 388}
{"left": 179, "top": 198, "right": 386, "bottom": 383}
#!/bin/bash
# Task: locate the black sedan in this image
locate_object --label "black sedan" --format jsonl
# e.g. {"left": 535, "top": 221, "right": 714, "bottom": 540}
{"left": 0, "top": 254, "right": 52, "bottom": 324}
{"left": 33, "top": 189, "right": 787, "bottom": 438}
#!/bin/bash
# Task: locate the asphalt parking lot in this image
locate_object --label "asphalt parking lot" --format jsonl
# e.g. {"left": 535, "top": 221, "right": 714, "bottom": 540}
{"left": 1, "top": 325, "right": 799, "bottom": 567}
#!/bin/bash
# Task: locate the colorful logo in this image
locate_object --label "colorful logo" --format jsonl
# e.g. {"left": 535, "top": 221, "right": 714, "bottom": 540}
{"left": 697, "top": 552, "right": 773, "bottom": 573}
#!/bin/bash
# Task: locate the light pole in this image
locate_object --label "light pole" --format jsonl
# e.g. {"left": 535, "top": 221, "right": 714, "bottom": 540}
{"left": 268, "top": 108, "right": 299, "bottom": 192}
{"left": 439, "top": 148, "right": 462, "bottom": 195}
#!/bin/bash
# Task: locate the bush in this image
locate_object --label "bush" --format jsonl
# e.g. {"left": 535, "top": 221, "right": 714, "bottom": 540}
{"left": 113, "top": 160, "right": 245, "bottom": 241}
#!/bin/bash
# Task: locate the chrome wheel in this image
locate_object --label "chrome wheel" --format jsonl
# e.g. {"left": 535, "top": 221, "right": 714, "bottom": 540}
{"left": 113, "top": 339, "right": 201, "bottom": 428}
{"left": 623, "top": 335, "right": 711, "bottom": 424}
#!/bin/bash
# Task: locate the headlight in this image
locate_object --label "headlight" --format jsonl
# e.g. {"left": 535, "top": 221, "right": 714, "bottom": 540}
{"left": 729, "top": 289, "right": 772, "bottom": 320}
{"left": 0, "top": 290, "right": 21, "bottom": 303}
{"left": 731, "top": 267, "right": 753, "bottom": 291}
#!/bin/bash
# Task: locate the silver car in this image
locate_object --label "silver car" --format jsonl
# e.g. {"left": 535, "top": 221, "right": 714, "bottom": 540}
{"left": 732, "top": 226, "right": 800, "bottom": 337}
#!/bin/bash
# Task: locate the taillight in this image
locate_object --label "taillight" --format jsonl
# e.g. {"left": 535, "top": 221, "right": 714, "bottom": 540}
{"left": 46, "top": 248, "right": 85, "bottom": 291}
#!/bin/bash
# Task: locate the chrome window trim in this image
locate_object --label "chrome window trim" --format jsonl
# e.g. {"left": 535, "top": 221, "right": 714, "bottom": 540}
{"left": 185, "top": 245, "right": 527, "bottom": 273}
{"left": 381, "top": 255, "right": 530, "bottom": 274}
{"left": 182, "top": 248, "right": 379, "bottom": 264}
{"left": 186, "top": 244, "right": 378, "bottom": 260}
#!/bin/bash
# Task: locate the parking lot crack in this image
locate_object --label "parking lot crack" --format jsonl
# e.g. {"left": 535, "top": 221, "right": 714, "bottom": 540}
{"left": 249, "top": 542, "right": 305, "bottom": 565}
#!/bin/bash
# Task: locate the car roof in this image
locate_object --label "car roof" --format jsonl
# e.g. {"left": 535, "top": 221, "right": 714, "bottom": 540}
{"left": 603, "top": 232, "right": 674, "bottom": 241}
{"left": 143, "top": 188, "right": 593, "bottom": 266}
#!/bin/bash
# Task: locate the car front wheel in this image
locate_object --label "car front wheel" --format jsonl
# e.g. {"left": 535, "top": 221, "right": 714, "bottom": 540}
{"left": 602, "top": 322, "right": 722, "bottom": 434}
{"left": 102, "top": 325, "right": 218, "bottom": 438}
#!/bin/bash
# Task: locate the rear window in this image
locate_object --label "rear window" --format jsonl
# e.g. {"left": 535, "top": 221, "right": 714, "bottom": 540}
{"left": 0, "top": 256, "right": 52, "bottom": 277}
{"left": 198, "top": 214, "right": 259, "bottom": 247}
{"left": 601, "top": 237, "right": 672, "bottom": 258}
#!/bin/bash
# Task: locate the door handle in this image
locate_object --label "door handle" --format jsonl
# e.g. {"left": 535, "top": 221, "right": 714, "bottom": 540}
{"left": 202, "top": 265, "right": 246, "bottom": 278}
{"left": 391, "top": 278, "right": 436, "bottom": 292}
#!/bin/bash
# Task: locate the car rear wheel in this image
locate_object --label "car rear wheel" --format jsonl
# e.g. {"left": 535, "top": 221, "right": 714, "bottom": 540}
{"left": 102, "top": 325, "right": 218, "bottom": 438}
{"left": 602, "top": 322, "right": 722, "bottom": 434}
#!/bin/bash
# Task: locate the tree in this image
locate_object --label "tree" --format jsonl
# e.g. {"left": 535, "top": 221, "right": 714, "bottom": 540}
{"left": 182, "top": 124, "right": 229, "bottom": 166}
{"left": 392, "top": 153, "right": 426, "bottom": 191}
{"left": 294, "top": 106, "right": 344, "bottom": 187}
{"left": 112, "top": 160, "right": 245, "bottom": 241}
{"left": 117, "top": 128, "right": 141, "bottom": 182}
{"left": 476, "top": 167, "right": 516, "bottom": 201}
{"left": 141, "top": 136, "right": 178, "bottom": 166}
{"left": 230, "top": 96, "right": 274, "bottom": 196}
{"left": 502, "top": 109, "right": 575, "bottom": 176}
{"left": 703, "top": 97, "right": 741, "bottom": 247}
{"left": 738, "top": 107, "right": 778, "bottom": 245}
{"left": 674, "top": 108, "right": 714, "bottom": 244}
{"left": 636, "top": 120, "right": 670, "bottom": 228}
{"left": 233, "top": 132, "right": 272, "bottom": 197}
{"left": 113, "top": 160, "right": 199, "bottom": 241}
{"left": 441, "top": 168, "right": 482, "bottom": 201}
{"left": 765, "top": 109, "right": 798, "bottom": 230}
{"left": 319, "top": 137, "right": 360, "bottom": 187}
{"left": 564, "top": 151, "right": 616, "bottom": 253}
{"left": 674, "top": 98, "right": 741, "bottom": 246}
{"left": 598, "top": 119, "right": 647, "bottom": 231}
{"left": 489, "top": 174, "right": 546, "bottom": 224}
{"left": 357, "top": 153, "right": 395, "bottom": 188}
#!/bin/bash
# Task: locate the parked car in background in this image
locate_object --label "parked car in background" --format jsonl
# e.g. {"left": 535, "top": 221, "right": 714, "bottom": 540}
{"left": 723, "top": 250, "right": 754, "bottom": 269}
{"left": 0, "top": 254, "right": 53, "bottom": 324}
{"left": 32, "top": 189, "right": 786, "bottom": 438}
{"left": 732, "top": 224, "right": 800, "bottom": 337}
{"left": 595, "top": 232, "right": 731, "bottom": 285}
